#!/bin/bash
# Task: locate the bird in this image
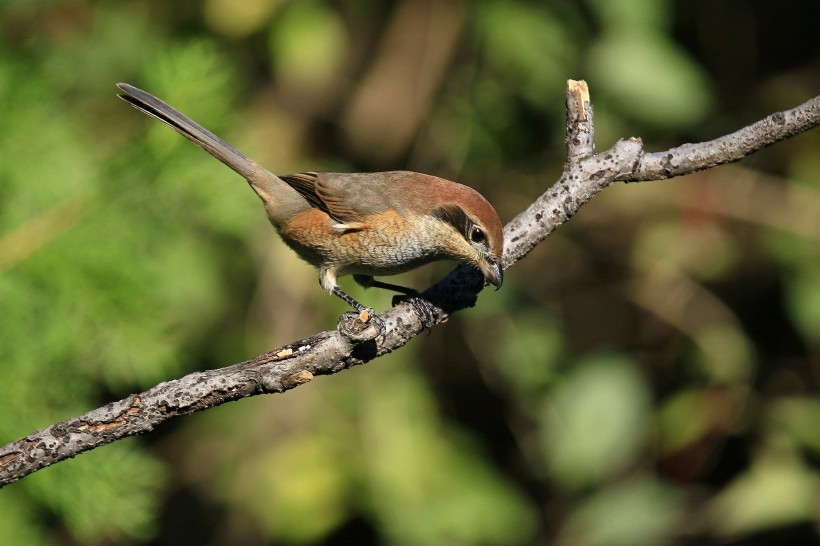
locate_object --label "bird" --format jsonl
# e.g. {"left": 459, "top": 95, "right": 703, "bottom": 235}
{"left": 116, "top": 83, "right": 504, "bottom": 331}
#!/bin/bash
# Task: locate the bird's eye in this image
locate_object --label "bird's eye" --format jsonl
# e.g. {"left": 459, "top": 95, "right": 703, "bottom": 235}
{"left": 470, "top": 226, "right": 486, "bottom": 244}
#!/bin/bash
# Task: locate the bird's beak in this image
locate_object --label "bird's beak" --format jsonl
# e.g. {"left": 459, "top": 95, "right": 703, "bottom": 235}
{"left": 480, "top": 259, "right": 504, "bottom": 290}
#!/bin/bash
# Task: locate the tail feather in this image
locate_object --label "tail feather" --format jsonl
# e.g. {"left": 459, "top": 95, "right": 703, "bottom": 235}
{"left": 116, "top": 83, "right": 311, "bottom": 225}
{"left": 117, "top": 83, "right": 256, "bottom": 179}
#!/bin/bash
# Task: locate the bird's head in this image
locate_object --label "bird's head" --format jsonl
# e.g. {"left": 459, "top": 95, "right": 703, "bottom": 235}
{"left": 430, "top": 188, "right": 504, "bottom": 290}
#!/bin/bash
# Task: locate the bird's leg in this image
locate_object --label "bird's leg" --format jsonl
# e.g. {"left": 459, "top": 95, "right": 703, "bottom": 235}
{"left": 353, "top": 275, "right": 439, "bottom": 333}
{"left": 331, "top": 285, "right": 385, "bottom": 337}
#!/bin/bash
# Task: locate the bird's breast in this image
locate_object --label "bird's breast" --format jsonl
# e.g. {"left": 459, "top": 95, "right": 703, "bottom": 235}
{"left": 279, "top": 208, "right": 446, "bottom": 276}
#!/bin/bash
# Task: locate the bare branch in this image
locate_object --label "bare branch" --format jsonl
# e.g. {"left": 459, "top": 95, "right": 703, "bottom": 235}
{"left": 629, "top": 94, "right": 820, "bottom": 181}
{"left": 2, "top": 81, "right": 819, "bottom": 487}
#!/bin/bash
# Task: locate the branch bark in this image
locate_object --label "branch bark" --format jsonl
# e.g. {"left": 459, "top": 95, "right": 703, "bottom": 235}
{"left": 2, "top": 81, "right": 819, "bottom": 487}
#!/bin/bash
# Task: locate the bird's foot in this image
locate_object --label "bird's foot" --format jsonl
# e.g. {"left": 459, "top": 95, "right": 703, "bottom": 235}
{"left": 392, "top": 294, "right": 441, "bottom": 334}
{"left": 337, "top": 307, "right": 385, "bottom": 342}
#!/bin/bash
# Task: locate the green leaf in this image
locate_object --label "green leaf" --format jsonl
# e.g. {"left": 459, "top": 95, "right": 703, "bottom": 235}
{"left": 362, "top": 365, "right": 537, "bottom": 545}
{"left": 589, "top": 33, "right": 713, "bottom": 128}
{"left": 543, "top": 354, "right": 651, "bottom": 490}
{"left": 784, "top": 269, "right": 820, "bottom": 342}
{"left": 707, "top": 447, "right": 819, "bottom": 536}
{"left": 269, "top": 2, "right": 349, "bottom": 91}
{"left": 769, "top": 397, "right": 820, "bottom": 456}
{"left": 476, "top": 0, "right": 575, "bottom": 107}
{"left": 0, "top": 490, "right": 47, "bottom": 546}
{"left": 25, "top": 441, "right": 167, "bottom": 542}
{"left": 563, "top": 476, "right": 683, "bottom": 546}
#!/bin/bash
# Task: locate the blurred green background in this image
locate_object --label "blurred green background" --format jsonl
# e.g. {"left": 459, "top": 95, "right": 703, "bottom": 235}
{"left": 2, "top": 0, "right": 820, "bottom": 544}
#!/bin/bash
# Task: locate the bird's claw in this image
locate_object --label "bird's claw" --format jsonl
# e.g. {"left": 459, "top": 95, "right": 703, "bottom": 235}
{"left": 392, "top": 294, "right": 440, "bottom": 334}
{"left": 337, "top": 308, "right": 385, "bottom": 342}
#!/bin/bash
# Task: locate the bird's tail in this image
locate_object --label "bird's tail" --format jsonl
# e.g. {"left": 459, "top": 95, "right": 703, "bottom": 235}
{"left": 117, "top": 83, "right": 259, "bottom": 179}
{"left": 116, "top": 83, "right": 307, "bottom": 225}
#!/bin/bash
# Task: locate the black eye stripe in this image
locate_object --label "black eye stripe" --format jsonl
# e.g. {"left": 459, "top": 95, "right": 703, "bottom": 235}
{"left": 432, "top": 204, "right": 489, "bottom": 246}
{"left": 432, "top": 204, "right": 471, "bottom": 236}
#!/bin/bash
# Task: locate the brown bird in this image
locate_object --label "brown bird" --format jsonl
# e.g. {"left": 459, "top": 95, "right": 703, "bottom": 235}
{"left": 117, "top": 83, "right": 503, "bottom": 330}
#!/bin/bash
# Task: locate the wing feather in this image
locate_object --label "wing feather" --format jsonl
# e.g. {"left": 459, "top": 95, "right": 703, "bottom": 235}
{"left": 281, "top": 172, "right": 414, "bottom": 223}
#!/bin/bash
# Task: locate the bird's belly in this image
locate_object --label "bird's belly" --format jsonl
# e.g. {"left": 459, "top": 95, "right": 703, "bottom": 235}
{"left": 322, "top": 226, "right": 443, "bottom": 277}
{"left": 341, "top": 244, "right": 441, "bottom": 276}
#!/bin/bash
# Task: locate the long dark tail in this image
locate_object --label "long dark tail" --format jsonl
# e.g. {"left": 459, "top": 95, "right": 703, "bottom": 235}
{"left": 117, "top": 83, "right": 257, "bottom": 179}
{"left": 116, "top": 83, "right": 309, "bottom": 225}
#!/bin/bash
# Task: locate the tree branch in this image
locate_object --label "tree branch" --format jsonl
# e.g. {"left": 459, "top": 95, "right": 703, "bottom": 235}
{"left": 2, "top": 81, "right": 819, "bottom": 487}
{"left": 630, "top": 96, "right": 820, "bottom": 181}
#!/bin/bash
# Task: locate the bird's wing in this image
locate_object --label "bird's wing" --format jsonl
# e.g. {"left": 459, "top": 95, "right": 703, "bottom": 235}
{"left": 280, "top": 172, "right": 401, "bottom": 224}
{"left": 279, "top": 172, "right": 328, "bottom": 213}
